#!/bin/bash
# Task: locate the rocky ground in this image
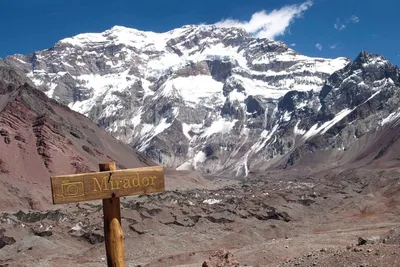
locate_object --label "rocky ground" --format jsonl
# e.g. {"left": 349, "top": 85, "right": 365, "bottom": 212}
{"left": 1, "top": 167, "right": 400, "bottom": 267}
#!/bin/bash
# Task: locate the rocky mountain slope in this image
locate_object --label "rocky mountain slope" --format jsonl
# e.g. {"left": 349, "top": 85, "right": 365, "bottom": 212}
{"left": 244, "top": 51, "right": 400, "bottom": 173}
{"left": 0, "top": 59, "right": 160, "bottom": 211}
{"left": 5, "top": 25, "right": 400, "bottom": 177}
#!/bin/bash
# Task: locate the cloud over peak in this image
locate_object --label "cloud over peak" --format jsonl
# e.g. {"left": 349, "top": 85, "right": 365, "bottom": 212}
{"left": 215, "top": 1, "right": 313, "bottom": 40}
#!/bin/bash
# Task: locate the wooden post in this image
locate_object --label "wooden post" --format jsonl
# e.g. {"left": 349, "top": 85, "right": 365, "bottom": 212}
{"left": 110, "top": 218, "right": 125, "bottom": 266}
{"left": 100, "top": 162, "right": 125, "bottom": 267}
{"left": 50, "top": 163, "right": 165, "bottom": 265}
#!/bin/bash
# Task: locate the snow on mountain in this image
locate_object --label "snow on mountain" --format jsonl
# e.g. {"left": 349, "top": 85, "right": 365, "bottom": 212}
{"left": 5, "top": 24, "right": 360, "bottom": 176}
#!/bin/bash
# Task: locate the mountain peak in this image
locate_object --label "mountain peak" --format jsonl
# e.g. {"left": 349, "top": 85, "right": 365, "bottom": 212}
{"left": 354, "top": 50, "right": 388, "bottom": 66}
{"left": 109, "top": 25, "right": 131, "bottom": 31}
{"left": 5, "top": 24, "right": 352, "bottom": 176}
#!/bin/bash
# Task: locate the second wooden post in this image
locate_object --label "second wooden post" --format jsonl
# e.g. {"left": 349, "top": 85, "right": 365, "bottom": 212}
{"left": 99, "top": 162, "right": 125, "bottom": 267}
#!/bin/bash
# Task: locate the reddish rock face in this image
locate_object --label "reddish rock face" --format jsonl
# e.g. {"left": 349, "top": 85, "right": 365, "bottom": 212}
{"left": 0, "top": 64, "right": 156, "bottom": 211}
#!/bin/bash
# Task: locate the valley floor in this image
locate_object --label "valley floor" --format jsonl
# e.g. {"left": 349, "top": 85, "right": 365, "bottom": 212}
{"left": 1, "top": 167, "right": 400, "bottom": 267}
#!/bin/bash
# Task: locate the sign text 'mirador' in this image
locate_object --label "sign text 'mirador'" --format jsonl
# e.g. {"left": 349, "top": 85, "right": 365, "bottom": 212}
{"left": 50, "top": 166, "right": 165, "bottom": 204}
{"left": 92, "top": 173, "right": 158, "bottom": 192}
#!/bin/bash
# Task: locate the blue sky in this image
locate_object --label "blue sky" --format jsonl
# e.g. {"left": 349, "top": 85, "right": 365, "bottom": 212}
{"left": 0, "top": 0, "right": 398, "bottom": 65}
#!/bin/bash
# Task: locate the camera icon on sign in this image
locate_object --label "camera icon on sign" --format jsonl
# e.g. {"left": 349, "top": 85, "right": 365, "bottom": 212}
{"left": 61, "top": 181, "right": 85, "bottom": 197}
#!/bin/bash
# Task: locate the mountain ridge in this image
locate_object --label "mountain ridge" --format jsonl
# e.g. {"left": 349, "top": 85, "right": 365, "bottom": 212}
{"left": 5, "top": 25, "right": 400, "bottom": 177}
{"left": 0, "top": 60, "right": 158, "bottom": 210}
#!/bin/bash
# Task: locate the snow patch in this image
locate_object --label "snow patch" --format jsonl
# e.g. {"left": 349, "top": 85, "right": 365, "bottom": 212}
{"left": 194, "top": 151, "right": 207, "bottom": 167}
{"left": 45, "top": 83, "right": 58, "bottom": 98}
{"left": 253, "top": 124, "right": 279, "bottom": 153}
{"left": 160, "top": 76, "right": 224, "bottom": 107}
{"left": 294, "top": 121, "right": 306, "bottom": 135}
{"left": 131, "top": 109, "right": 143, "bottom": 129}
{"left": 71, "top": 222, "right": 84, "bottom": 231}
{"left": 381, "top": 110, "right": 400, "bottom": 126}
{"left": 232, "top": 75, "right": 289, "bottom": 99}
{"left": 138, "top": 118, "right": 173, "bottom": 152}
{"left": 203, "top": 199, "right": 221, "bottom": 205}
{"left": 282, "top": 111, "right": 292, "bottom": 122}
{"left": 229, "top": 90, "right": 246, "bottom": 102}
{"left": 302, "top": 90, "right": 382, "bottom": 141}
{"left": 202, "top": 119, "right": 237, "bottom": 138}
{"left": 176, "top": 162, "right": 193, "bottom": 171}
{"left": 303, "top": 108, "right": 353, "bottom": 140}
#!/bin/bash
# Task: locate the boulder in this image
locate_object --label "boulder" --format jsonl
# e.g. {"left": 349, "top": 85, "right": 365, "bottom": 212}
{"left": 0, "top": 232, "right": 16, "bottom": 249}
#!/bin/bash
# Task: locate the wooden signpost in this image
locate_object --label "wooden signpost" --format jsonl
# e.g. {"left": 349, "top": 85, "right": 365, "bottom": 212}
{"left": 50, "top": 163, "right": 165, "bottom": 267}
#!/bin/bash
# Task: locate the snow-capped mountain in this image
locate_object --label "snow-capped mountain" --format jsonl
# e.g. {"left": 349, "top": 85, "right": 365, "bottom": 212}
{"left": 9, "top": 25, "right": 398, "bottom": 177}
{"left": 242, "top": 51, "right": 400, "bottom": 173}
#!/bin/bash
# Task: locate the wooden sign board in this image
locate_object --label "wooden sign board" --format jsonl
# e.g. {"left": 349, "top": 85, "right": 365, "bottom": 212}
{"left": 50, "top": 166, "right": 165, "bottom": 204}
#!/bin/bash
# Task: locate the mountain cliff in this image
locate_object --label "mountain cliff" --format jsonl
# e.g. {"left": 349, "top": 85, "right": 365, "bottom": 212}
{"left": 6, "top": 25, "right": 400, "bottom": 176}
{"left": 0, "top": 59, "right": 157, "bottom": 210}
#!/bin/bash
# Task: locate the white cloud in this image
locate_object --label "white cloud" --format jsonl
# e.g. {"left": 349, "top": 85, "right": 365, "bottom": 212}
{"left": 351, "top": 15, "right": 360, "bottom": 23}
{"left": 315, "top": 43, "right": 323, "bottom": 51}
{"left": 215, "top": 1, "right": 313, "bottom": 40}
{"left": 330, "top": 42, "right": 340, "bottom": 49}
{"left": 290, "top": 43, "right": 296, "bottom": 47}
{"left": 334, "top": 15, "right": 360, "bottom": 31}
{"left": 334, "top": 19, "right": 346, "bottom": 31}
